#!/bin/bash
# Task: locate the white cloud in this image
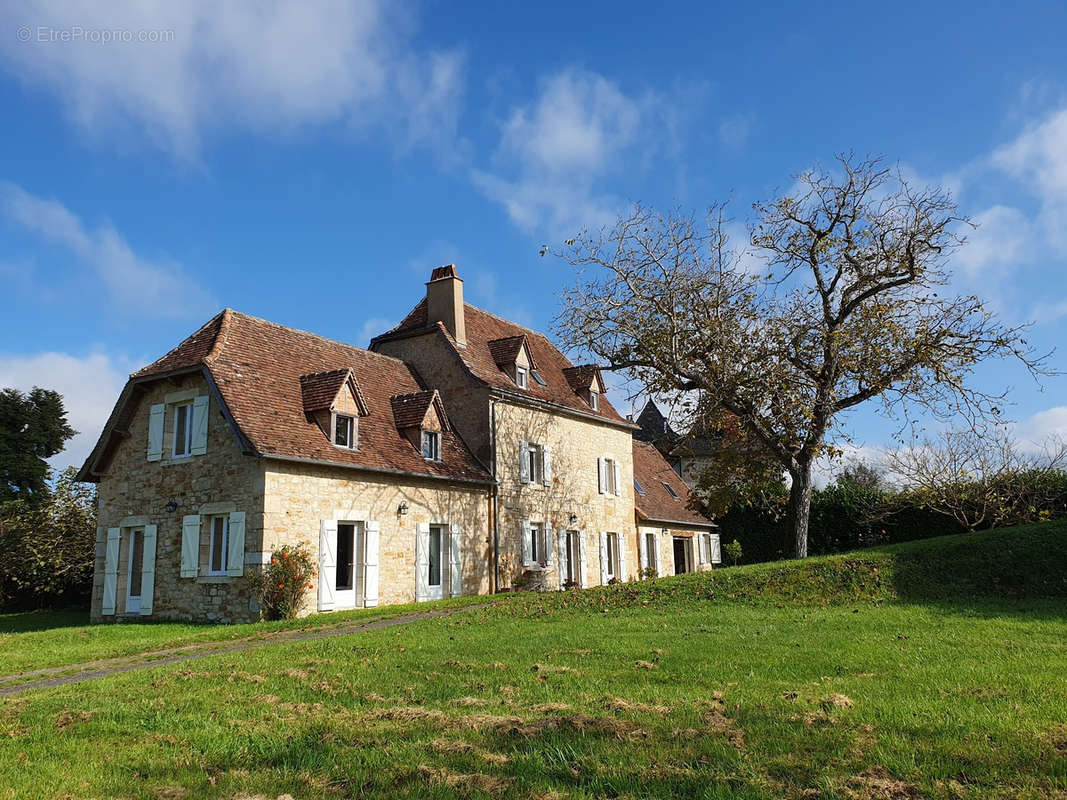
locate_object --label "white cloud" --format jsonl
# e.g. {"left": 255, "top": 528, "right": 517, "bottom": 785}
{"left": 356, "top": 317, "right": 395, "bottom": 348}
{"left": 954, "top": 204, "right": 1034, "bottom": 278}
{"left": 0, "top": 1, "right": 464, "bottom": 161}
{"left": 0, "top": 351, "right": 132, "bottom": 473}
{"left": 991, "top": 107, "right": 1067, "bottom": 254}
{"left": 718, "top": 112, "right": 754, "bottom": 150}
{"left": 0, "top": 181, "right": 214, "bottom": 317}
{"left": 1014, "top": 406, "right": 1067, "bottom": 446}
{"left": 472, "top": 68, "right": 665, "bottom": 238}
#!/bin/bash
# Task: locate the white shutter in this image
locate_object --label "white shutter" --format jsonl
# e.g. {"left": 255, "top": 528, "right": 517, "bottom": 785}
{"left": 449, "top": 523, "right": 462, "bottom": 598}
{"left": 599, "top": 532, "right": 608, "bottom": 584}
{"left": 226, "top": 512, "right": 246, "bottom": 576}
{"left": 147, "top": 404, "right": 165, "bottom": 461}
{"left": 541, "top": 445, "right": 552, "bottom": 486}
{"left": 180, "top": 515, "right": 200, "bottom": 578}
{"left": 415, "top": 522, "right": 430, "bottom": 602}
{"left": 598, "top": 457, "right": 606, "bottom": 494}
{"left": 521, "top": 521, "right": 533, "bottom": 567}
{"left": 519, "top": 441, "right": 530, "bottom": 483}
{"left": 613, "top": 460, "right": 622, "bottom": 497}
{"left": 556, "top": 529, "right": 568, "bottom": 589}
{"left": 191, "top": 395, "right": 209, "bottom": 456}
{"left": 638, "top": 532, "right": 648, "bottom": 573}
{"left": 691, "top": 536, "right": 700, "bottom": 570}
{"left": 618, "top": 534, "right": 628, "bottom": 582}
{"left": 318, "top": 519, "right": 337, "bottom": 611}
{"left": 101, "top": 527, "right": 120, "bottom": 615}
{"left": 140, "top": 524, "right": 157, "bottom": 616}
{"left": 577, "top": 531, "right": 587, "bottom": 587}
{"left": 364, "top": 521, "right": 380, "bottom": 607}
{"left": 709, "top": 533, "right": 722, "bottom": 565}
{"left": 543, "top": 525, "right": 554, "bottom": 566}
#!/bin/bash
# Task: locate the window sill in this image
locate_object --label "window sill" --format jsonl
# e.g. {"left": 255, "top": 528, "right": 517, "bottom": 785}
{"left": 198, "top": 575, "right": 232, "bottom": 583}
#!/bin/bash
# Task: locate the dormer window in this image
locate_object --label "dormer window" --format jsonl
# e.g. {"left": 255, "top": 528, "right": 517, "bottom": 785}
{"left": 515, "top": 366, "right": 529, "bottom": 390}
{"left": 589, "top": 391, "right": 599, "bottom": 411}
{"left": 333, "top": 413, "right": 357, "bottom": 449}
{"left": 422, "top": 430, "right": 441, "bottom": 461}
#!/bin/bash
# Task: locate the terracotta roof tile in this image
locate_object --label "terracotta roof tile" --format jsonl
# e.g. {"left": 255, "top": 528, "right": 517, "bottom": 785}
{"left": 376, "top": 299, "right": 631, "bottom": 425}
{"left": 112, "top": 310, "right": 491, "bottom": 483}
{"left": 632, "top": 440, "right": 714, "bottom": 528}
{"left": 300, "top": 369, "right": 352, "bottom": 413}
{"left": 391, "top": 390, "right": 438, "bottom": 429}
{"left": 562, "top": 365, "right": 605, "bottom": 393}
{"left": 487, "top": 335, "right": 529, "bottom": 367}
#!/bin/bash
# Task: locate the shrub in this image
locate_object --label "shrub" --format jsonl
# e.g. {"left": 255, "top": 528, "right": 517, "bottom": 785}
{"left": 723, "top": 539, "right": 742, "bottom": 566}
{"left": 640, "top": 566, "right": 659, "bottom": 580}
{"left": 253, "top": 543, "right": 316, "bottom": 620}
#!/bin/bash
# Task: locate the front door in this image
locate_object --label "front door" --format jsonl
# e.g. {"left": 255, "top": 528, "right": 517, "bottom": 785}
{"left": 126, "top": 527, "right": 144, "bottom": 614}
{"left": 427, "top": 524, "right": 445, "bottom": 601}
{"left": 335, "top": 522, "right": 362, "bottom": 609}
{"left": 672, "top": 536, "right": 689, "bottom": 575}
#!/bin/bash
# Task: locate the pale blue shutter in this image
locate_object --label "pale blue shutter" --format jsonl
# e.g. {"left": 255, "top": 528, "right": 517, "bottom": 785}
{"left": 364, "top": 521, "right": 380, "bottom": 607}
{"left": 101, "top": 528, "right": 120, "bottom": 615}
{"left": 519, "top": 441, "right": 530, "bottom": 483}
{"left": 191, "top": 395, "right": 209, "bottom": 456}
{"left": 449, "top": 523, "right": 462, "bottom": 598}
{"left": 147, "top": 404, "right": 165, "bottom": 461}
{"left": 226, "top": 512, "right": 245, "bottom": 576}
{"left": 541, "top": 445, "right": 552, "bottom": 486}
{"left": 521, "top": 521, "right": 533, "bottom": 567}
{"left": 415, "top": 523, "right": 430, "bottom": 602}
{"left": 180, "top": 515, "right": 200, "bottom": 577}
{"left": 319, "top": 520, "right": 337, "bottom": 611}
{"left": 140, "top": 524, "right": 157, "bottom": 615}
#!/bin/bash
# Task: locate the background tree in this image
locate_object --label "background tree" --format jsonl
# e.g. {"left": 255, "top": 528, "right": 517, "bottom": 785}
{"left": 554, "top": 154, "right": 1049, "bottom": 557}
{"left": 835, "top": 459, "right": 885, "bottom": 491}
{"left": 0, "top": 387, "right": 76, "bottom": 504}
{"left": 884, "top": 425, "right": 1067, "bottom": 531}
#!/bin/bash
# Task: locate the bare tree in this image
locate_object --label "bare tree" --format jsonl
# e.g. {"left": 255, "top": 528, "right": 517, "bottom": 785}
{"left": 554, "top": 154, "right": 1050, "bottom": 557}
{"left": 883, "top": 425, "right": 1067, "bottom": 530}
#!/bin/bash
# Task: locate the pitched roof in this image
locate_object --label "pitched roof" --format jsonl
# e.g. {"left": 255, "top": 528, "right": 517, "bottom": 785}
{"left": 86, "top": 310, "right": 492, "bottom": 484}
{"left": 487, "top": 335, "right": 530, "bottom": 367}
{"left": 634, "top": 399, "right": 677, "bottom": 444}
{"left": 632, "top": 440, "right": 715, "bottom": 528}
{"left": 373, "top": 299, "right": 632, "bottom": 426}
{"left": 390, "top": 390, "right": 439, "bottom": 429}
{"left": 299, "top": 368, "right": 368, "bottom": 415}
{"left": 562, "top": 365, "right": 605, "bottom": 393}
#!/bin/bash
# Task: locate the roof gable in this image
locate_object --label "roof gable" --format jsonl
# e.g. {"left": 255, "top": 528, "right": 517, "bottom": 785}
{"left": 390, "top": 389, "right": 445, "bottom": 430}
{"left": 299, "top": 368, "right": 369, "bottom": 416}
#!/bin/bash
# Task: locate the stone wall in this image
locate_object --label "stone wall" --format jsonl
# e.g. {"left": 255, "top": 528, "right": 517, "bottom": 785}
{"left": 494, "top": 400, "right": 638, "bottom": 589}
{"left": 637, "top": 523, "right": 714, "bottom": 578}
{"left": 91, "top": 372, "right": 266, "bottom": 623}
{"left": 263, "top": 460, "right": 491, "bottom": 611}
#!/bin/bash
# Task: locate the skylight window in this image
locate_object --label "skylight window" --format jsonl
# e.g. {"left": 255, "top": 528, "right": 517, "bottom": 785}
{"left": 634, "top": 478, "right": 645, "bottom": 495}
{"left": 531, "top": 370, "right": 547, "bottom": 386}
{"left": 662, "top": 481, "right": 679, "bottom": 499}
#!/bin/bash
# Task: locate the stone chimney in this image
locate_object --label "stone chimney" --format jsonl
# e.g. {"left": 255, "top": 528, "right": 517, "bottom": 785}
{"left": 425, "top": 264, "right": 466, "bottom": 346}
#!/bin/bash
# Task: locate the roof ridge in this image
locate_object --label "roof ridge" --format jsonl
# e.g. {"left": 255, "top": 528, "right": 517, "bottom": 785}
{"left": 222, "top": 309, "right": 412, "bottom": 367}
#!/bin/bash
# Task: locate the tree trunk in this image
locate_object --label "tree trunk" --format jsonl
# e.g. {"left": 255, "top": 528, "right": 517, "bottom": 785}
{"left": 787, "top": 464, "right": 813, "bottom": 558}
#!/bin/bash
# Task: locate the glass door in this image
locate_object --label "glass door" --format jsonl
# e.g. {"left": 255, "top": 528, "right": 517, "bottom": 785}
{"left": 335, "top": 522, "right": 362, "bottom": 609}
{"left": 427, "top": 525, "right": 445, "bottom": 600}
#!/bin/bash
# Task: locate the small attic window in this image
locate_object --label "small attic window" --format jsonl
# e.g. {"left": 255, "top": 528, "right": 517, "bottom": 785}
{"left": 422, "top": 430, "right": 441, "bottom": 461}
{"left": 515, "top": 365, "right": 529, "bottom": 390}
{"left": 531, "top": 369, "right": 547, "bottom": 386}
{"left": 589, "top": 391, "right": 599, "bottom": 411}
{"left": 634, "top": 478, "right": 646, "bottom": 495}
{"left": 662, "top": 481, "right": 680, "bottom": 500}
{"left": 333, "top": 414, "right": 357, "bottom": 450}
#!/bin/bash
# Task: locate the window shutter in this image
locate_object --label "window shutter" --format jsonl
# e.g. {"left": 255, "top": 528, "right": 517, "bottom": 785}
{"left": 147, "top": 404, "right": 165, "bottom": 461}
{"left": 541, "top": 445, "right": 552, "bottom": 486}
{"left": 101, "top": 528, "right": 120, "bottom": 615}
{"left": 556, "top": 529, "right": 568, "bottom": 589}
{"left": 191, "top": 395, "right": 209, "bottom": 456}
{"left": 521, "top": 521, "right": 533, "bottom": 567}
{"left": 691, "top": 535, "right": 700, "bottom": 569}
{"left": 709, "top": 533, "right": 722, "bottom": 565}
{"left": 618, "top": 534, "right": 628, "bottom": 582}
{"left": 227, "top": 512, "right": 246, "bottom": 576}
{"left": 180, "top": 515, "right": 200, "bottom": 578}
{"left": 318, "top": 519, "right": 337, "bottom": 611}
{"left": 613, "top": 460, "right": 622, "bottom": 497}
{"left": 543, "top": 525, "right": 554, "bottom": 566}
{"left": 598, "top": 532, "right": 608, "bottom": 584}
{"left": 364, "top": 521, "right": 380, "bottom": 607}
{"left": 140, "top": 524, "right": 157, "bottom": 615}
{"left": 415, "top": 523, "right": 430, "bottom": 602}
{"left": 598, "top": 457, "right": 606, "bottom": 494}
{"left": 518, "top": 441, "right": 530, "bottom": 483}
{"left": 577, "top": 531, "right": 587, "bottom": 587}
{"left": 638, "top": 533, "right": 648, "bottom": 573}
{"left": 449, "top": 523, "right": 462, "bottom": 598}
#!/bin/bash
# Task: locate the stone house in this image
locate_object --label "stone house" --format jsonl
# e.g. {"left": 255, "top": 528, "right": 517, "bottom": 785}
{"left": 635, "top": 398, "right": 722, "bottom": 490}
{"left": 80, "top": 265, "right": 717, "bottom": 623}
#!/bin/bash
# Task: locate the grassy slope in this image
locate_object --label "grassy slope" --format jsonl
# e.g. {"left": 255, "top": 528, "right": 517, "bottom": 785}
{"left": 1, "top": 522, "right": 1065, "bottom": 799}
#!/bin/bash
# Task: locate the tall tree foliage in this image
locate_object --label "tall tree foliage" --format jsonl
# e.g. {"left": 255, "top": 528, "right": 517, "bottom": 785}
{"left": 554, "top": 155, "right": 1050, "bottom": 557}
{"left": 0, "top": 387, "right": 76, "bottom": 504}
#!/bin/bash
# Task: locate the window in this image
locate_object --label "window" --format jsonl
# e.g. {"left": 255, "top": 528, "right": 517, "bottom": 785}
{"left": 526, "top": 443, "right": 542, "bottom": 484}
{"left": 530, "top": 522, "right": 543, "bottom": 563}
{"left": 605, "top": 532, "right": 619, "bottom": 579}
{"left": 422, "top": 430, "right": 441, "bottom": 461}
{"left": 428, "top": 526, "right": 443, "bottom": 587}
{"left": 645, "top": 532, "right": 658, "bottom": 573}
{"left": 662, "top": 481, "right": 679, "bottom": 500}
{"left": 333, "top": 414, "right": 356, "bottom": 449}
{"left": 207, "top": 515, "right": 229, "bottom": 576}
{"left": 564, "top": 531, "right": 581, "bottom": 585}
{"left": 589, "top": 391, "right": 599, "bottom": 411}
{"left": 633, "top": 478, "right": 645, "bottom": 495}
{"left": 515, "top": 365, "right": 529, "bottom": 389}
{"left": 173, "top": 402, "right": 193, "bottom": 458}
{"left": 602, "top": 458, "right": 618, "bottom": 495}
{"left": 531, "top": 369, "right": 547, "bottom": 386}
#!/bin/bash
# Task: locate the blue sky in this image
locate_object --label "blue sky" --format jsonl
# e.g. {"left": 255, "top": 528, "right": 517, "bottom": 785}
{"left": 2, "top": 1, "right": 1067, "bottom": 478}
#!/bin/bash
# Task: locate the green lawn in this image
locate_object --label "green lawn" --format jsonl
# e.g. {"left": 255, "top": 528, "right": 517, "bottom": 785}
{"left": 1, "top": 523, "right": 1065, "bottom": 799}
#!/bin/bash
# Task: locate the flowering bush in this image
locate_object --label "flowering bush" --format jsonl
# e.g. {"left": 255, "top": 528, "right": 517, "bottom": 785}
{"left": 253, "top": 543, "right": 315, "bottom": 620}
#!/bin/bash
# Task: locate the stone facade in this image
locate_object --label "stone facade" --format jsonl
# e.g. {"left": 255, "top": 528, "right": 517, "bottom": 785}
{"left": 90, "top": 373, "right": 266, "bottom": 623}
